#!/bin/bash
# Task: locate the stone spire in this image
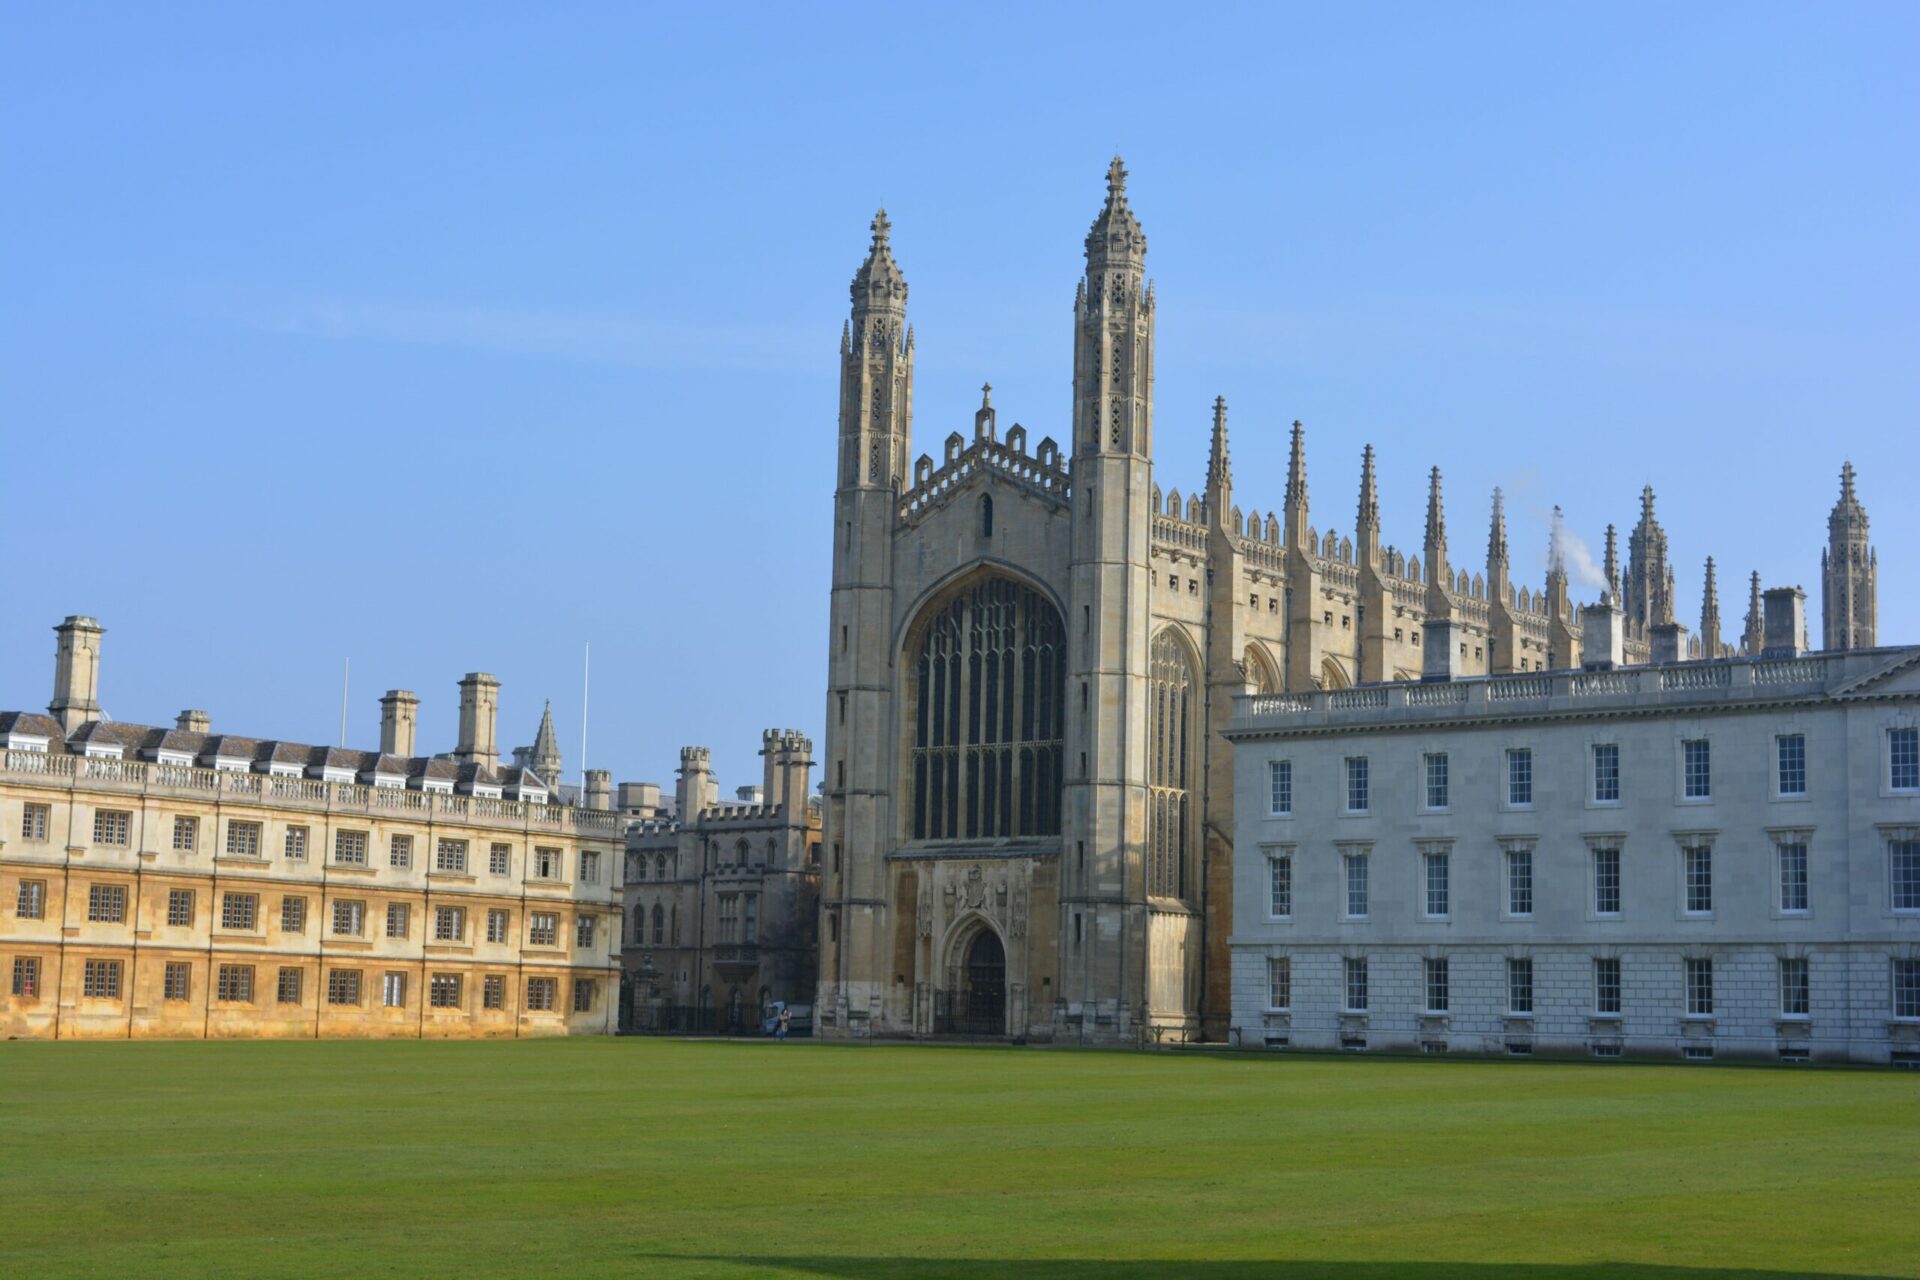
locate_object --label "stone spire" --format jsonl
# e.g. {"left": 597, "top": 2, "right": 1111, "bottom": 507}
{"left": 1699, "top": 557, "right": 1723, "bottom": 660}
{"left": 1486, "top": 486, "right": 1509, "bottom": 594}
{"left": 1073, "top": 156, "right": 1153, "bottom": 459}
{"left": 840, "top": 208, "right": 913, "bottom": 492}
{"left": 1355, "top": 445, "right": 1380, "bottom": 566}
{"left": 1284, "top": 421, "right": 1309, "bottom": 548}
{"left": 1085, "top": 154, "right": 1147, "bottom": 270}
{"left": 1743, "top": 570, "right": 1765, "bottom": 655}
{"left": 1423, "top": 467, "right": 1448, "bottom": 590}
{"left": 1624, "top": 484, "right": 1674, "bottom": 634}
{"left": 1822, "top": 460, "right": 1876, "bottom": 650}
{"left": 1602, "top": 523, "right": 1620, "bottom": 602}
{"left": 525, "top": 700, "right": 563, "bottom": 786}
{"left": 850, "top": 208, "right": 907, "bottom": 308}
{"left": 1206, "top": 395, "right": 1231, "bottom": 519}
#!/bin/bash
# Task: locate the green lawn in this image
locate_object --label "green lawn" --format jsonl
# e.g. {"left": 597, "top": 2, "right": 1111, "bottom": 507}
{"left": 0, "top": 1039, "right": 1913, "bottom": 1279}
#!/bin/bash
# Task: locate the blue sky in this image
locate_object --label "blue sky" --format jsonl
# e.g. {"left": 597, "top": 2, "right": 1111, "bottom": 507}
{"left": 3, "top": 4, "right": 1914, "bottom": 790}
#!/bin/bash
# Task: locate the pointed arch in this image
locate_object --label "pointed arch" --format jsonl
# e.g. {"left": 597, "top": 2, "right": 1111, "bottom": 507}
{"left": 1321, "top": 655, "right": 1352, "bottom": 691}
{"left": 902, "top": 571, "right": 1066, "bottom": 843}
{"left": 1243, "top": 642, "right": 1281, "bottom": 695}
{"left": 1148, "top": 627, "right": 1201, "bottom": 902}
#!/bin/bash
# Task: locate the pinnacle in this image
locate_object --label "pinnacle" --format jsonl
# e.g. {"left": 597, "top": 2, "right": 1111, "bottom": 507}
{"left": 1108, "top": 154, "right": 1128, "bottom": 198}
{"left": 871, "top": 208, "right": 891, "bottom": 248}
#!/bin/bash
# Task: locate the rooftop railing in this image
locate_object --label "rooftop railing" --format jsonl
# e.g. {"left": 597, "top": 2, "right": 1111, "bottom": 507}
{"left": 1232, "top": 653, "right": 1850, "bottom": 733}
{"left": 0, "top": 751, "right": 625, "bottom": 836}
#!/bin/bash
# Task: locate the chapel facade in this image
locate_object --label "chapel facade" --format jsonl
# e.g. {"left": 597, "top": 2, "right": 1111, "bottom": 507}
{"left": 815, "top": 160, "right": 1882, "bottom": 1043}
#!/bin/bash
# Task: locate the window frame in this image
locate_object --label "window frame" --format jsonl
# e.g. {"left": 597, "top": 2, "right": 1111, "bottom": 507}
{"left": 1264, "top": 846, "right": 1293, "bottom": 920}
{"left": 1343, "top": 757, "right": 1370, "bottom": 815}
{"left": 1591, "top": 742, "right": 1621, "bottom": 806}
{"left": 1889, "top": 726, "right": 1920, "bottom": 795}
{"left": 1422, "top": 752, "right": 1449, "bottom": 813}
{"left": 1267, "top": 759, "right": 1293, "bottom": 817}
{"left": 1774, "top": 733, "right": 1808, "bottom": 800}
{"left": 1506, "top": 747, "right": 1534, "bottom": 810}
{"left": 1266, "top": 955, "right": 1291, "bottom": 1011}
{"left": 1680, "top": 737, "right": 1712, "bottom": 803}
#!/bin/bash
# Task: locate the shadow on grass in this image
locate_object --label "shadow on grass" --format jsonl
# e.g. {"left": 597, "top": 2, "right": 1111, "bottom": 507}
{"left": 645, "top": 1259, "right": 1896, "bottom": 1279}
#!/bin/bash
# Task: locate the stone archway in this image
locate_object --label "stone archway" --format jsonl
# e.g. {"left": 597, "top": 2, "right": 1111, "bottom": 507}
{"left": 939, "top": 918, "right": 1007, "bottom": 1036}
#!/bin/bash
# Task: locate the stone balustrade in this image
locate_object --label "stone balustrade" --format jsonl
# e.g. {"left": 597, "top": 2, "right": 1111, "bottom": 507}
{"left": 0, "top": 750, "right": 624, "bottom": 834}
{"left": 1231, "top": 651, "right": 1864, "bottom": 734}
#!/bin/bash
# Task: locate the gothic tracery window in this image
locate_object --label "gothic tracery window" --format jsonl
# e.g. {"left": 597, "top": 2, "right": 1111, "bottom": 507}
{"left": 1148, "top": 629, "right": 1197, "bottom": 901}
{"left": 909, "top": 577, "right": 1065, "bottom": 842}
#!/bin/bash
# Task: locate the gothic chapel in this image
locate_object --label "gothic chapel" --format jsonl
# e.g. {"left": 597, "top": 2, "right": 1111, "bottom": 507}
{"left": 814, "top": 159, "right": 1876, "bottom": 1043}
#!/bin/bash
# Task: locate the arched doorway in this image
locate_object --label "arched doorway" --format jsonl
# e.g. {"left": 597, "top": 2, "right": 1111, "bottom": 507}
{"left": 957, "top": 928, "right": 1006, "bottom": 1035}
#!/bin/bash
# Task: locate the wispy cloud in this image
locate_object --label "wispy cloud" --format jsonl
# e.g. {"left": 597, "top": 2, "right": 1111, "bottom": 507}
{"left": 194, "top": 288, "right": 823, "bottom": 373}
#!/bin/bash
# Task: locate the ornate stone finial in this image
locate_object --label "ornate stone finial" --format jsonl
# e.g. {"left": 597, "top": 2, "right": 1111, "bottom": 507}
{"left": 1207, "top": 395, "right": 1232, "bottom": 505}
{"left": 1700, "top": 555, "right": 1723, "bottom": 658}
{"left": 1841, "top": 460, "right": 1857, "bottom": 503}
{"left": 850, "top": 207, "right": 907, "bottom": 306}
{"left": 981, "top": 382, "right": 992, "bottom": 408}
{"left": 1487, "top": 486, "right": 1508, "bottom": 567}
{"left": 1357, "top": 444, "right": 1380, "bottom": 531}
{"left": 1425, "top": 467, "right": 1446, "bottom": 549}
{"left": 1085, "top": 154, "right": 1146, "bottom": 265}
{"left": 1603, "top": 522, "right": 1620, "bottom": 595}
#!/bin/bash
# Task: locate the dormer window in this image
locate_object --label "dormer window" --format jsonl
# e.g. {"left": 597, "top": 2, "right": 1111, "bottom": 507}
{"left": 213, "top": 757, "right": 250, "bottom": 773}
{"left": 5, "top": 734, "right": 49, "bottom": 753}
{"left": 155, "top": 750, "right": 194, "bottom": 768}
{"left": 84, "top": 744, "right": 123, "bottom": 761}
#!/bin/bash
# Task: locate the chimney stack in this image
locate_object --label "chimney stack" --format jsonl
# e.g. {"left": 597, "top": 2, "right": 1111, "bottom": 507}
{"left": 1581, "top": 598, "right": 1625, "bottom": 670}
{"left": 760, "top": 728, "right": 816, "bottom": 810}
{"left": 454, "top": 673, "right": 501, "bottom": 768}
{"left": 675, "top": 746, "right": 713, "bottom": 820}
{"left": 176, "top": 709, "right": 210, "bottom": 734}
{"left": 1421, "top": 619, "right": 1461, "bottom": 682}
{"left": 49, "top": 615, "right": 105, "bottom": 734}
{"left": 584, "top": 768, "right": 612, "bottom": 812}
{"left": 1650, "top": 621, "right": 1689, "bottom": 666}
{"left": 380, "top": 689, "right": 420, "bottom": 757}
{"left": 1762, "top": 587, "right": 1807, "bottom": 659}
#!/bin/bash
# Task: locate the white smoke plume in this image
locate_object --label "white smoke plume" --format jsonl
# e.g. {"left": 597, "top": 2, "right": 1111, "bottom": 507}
{"left": 1548, "top": 507, "right": 1608, "bottom": 592}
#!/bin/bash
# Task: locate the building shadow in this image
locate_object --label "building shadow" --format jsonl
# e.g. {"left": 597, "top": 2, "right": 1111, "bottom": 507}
{"left": 642, "top": 1259, "right": 1894, "bottom": 1280}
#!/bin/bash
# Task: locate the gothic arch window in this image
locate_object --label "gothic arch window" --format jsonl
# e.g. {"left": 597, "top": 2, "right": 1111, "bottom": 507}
{"left": 735, "top": 838, "right": 750, "bottom": 867}
{"left": 1244, "top": 644, "right": 1280, "bottom": 695}
{"left": 651, "top": 903, "right": 664, "bottom": 946}
{"left": 908, "top": 575, "right": 1066, "bottom": 842}
{"left": 1320, "top": 656, "right": 1352, "bottom": 691}
{"left": 1148, "top": 629, "right": 1198, "bottom": 901}
{"left": 766, "top": 837, "right": 778, "bottom": 865}
{"left": 655, "top": 854, "right": 668, "bottom": 880}
{"left": 980, "top": 494, "right": 994, "bottom": 538}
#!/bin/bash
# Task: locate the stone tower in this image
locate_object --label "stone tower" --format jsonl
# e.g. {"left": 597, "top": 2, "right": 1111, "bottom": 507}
{"left": 819, "top": 208, "right": 913, "bottom": 1032}
{"left": 1821, "top": 461, "right": 1876, "bottom": 651}
{"left": 1623, "top": 486, "right": 1674, "bottom": 639}
{"left": 1063, "top": 155, "right": 1167, "bottom": 1037}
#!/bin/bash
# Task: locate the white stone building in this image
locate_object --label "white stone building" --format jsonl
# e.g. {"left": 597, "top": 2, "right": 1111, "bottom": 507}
{"left": 1225, "top": 595, "right": 1920, "bottom": 1064}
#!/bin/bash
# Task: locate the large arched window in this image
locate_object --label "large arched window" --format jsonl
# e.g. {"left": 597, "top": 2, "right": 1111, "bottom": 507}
{"left": 909, "top": 576, "right": 1066, "bottom": 841}
{"left": 651, "top": 903, "right": 665, "bottom": 946}
{"left": 1148, "top": 629, "right": 1197, "bottom": 900}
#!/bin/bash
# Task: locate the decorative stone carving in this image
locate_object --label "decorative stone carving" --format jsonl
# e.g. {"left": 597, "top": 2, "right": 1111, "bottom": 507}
{"left": 963, "top": 864, "right": 986, "bottom": 910}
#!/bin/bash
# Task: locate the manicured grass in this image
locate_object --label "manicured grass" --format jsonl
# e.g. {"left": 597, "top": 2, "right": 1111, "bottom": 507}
{"left": 0, "top": 1039, "right": 1914, "bottom": 1279}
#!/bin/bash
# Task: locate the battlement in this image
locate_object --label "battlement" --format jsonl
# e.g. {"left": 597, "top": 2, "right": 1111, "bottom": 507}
{"left": 898, "top": 417, "right": 1069, "bottom": 526}
{"left": 760, "top": 727, "right": 813, "bottom": 756}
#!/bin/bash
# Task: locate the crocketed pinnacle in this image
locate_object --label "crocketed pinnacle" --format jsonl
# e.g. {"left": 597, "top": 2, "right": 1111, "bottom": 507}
{"left": 1424, "top": 467, "right": 1446, "bottom": 550}
{"left": 1285, "top": 421, "right": 1308, "bottom": 513}
{"left": 1208, "top": 396, "right": 1231, "bottom": 493}
{"left": 1085, "top": 155, "right": 1147, "bottom": 266}
{"left": 1487, "top": 486, "right": 1508, "bottom": 567}
{"left": 1356, "top": 445, "right": 1379, "bottom": 531}
{"left": 850, "top": 207, "right": 907, "bottom": 307}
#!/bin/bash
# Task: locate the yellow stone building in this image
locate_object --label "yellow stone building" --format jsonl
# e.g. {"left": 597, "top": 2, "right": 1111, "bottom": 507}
{"left": 0, "top": 616, "right": 627, "bottom": 1039}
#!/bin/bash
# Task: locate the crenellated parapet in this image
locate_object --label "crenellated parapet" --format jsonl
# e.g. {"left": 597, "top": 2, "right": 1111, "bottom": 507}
{"left": 898, "top": 419, "right": 1069, "bottom": 527}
